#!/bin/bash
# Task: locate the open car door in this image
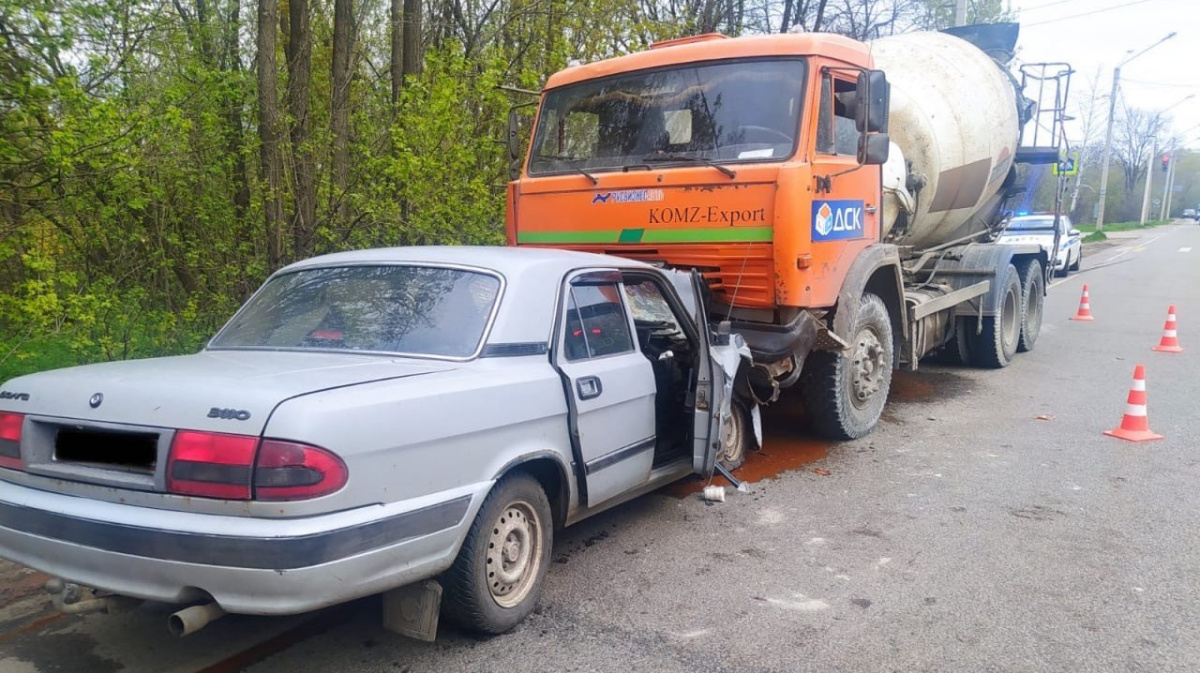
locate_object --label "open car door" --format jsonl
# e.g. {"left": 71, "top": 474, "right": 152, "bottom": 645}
{"left": 668, "top": 270, "right": 728, "bottom": 479}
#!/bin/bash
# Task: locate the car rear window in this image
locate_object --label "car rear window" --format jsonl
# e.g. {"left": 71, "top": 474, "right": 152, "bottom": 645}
{"left": 210, "top": 265, "right": 501, "bottom": 358}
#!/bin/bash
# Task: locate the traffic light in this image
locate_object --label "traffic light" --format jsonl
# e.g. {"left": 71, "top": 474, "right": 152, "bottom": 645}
{"left": 1162, "top": 153, "right": 1170, "bottom": 173}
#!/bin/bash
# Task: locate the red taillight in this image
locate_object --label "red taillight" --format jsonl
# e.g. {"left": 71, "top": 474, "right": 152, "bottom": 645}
{"left": 0, "top": 412, "right": 23, "bottom": 470}
{"left": 254, "top": 439, "right": 348, "bottom": 501}
{"left": 167, "top": 430, "right": 258, "bottom": 500}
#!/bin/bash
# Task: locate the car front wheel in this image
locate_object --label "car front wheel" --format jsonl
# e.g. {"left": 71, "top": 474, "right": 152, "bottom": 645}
{"left": 442, "top": 473, "right": 552, "bottom": 634}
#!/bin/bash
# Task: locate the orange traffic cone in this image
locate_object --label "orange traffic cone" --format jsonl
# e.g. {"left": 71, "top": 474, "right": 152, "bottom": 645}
{"left": 1104, "top": 364, "right": 1163, "bottom": 442}
{"left": 1070, "top": 285, "right": 1095, "bottom": 321}
{"left": 1152, "top": 305, "right": 1184, "bottom": 353}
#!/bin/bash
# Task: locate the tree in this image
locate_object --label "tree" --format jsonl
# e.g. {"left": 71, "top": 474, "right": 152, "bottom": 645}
{"left": 331, "top": 0, "right": 356, "bottom": 225}
{"left": 258, "top": 0, "right": 286, "bottom": 267}
{"left": 1113, "top": 106, "right": 1164, "bottom": 202}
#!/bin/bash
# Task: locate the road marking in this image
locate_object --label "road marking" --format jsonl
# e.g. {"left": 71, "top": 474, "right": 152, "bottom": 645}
{"left": 1049, "top": 227, "right": 1179, "bottom": 288}
{"left": 1180, "top": 247, "right": 1192, "bottom": 252}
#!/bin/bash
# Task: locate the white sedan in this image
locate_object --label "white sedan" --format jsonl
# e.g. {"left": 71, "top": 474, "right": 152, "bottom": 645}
{"left": 996, "top": 214, "right": 1082, "bottom": 277}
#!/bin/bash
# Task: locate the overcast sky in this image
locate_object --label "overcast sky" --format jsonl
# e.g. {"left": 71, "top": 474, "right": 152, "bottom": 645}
{"left": 1009, "top": 0, "right": 1200, "bottom": 148}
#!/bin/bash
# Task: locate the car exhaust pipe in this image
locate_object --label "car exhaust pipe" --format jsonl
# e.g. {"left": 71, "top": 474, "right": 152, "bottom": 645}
{"left": 168, "top": 602, "right": 226, "bottom": 637}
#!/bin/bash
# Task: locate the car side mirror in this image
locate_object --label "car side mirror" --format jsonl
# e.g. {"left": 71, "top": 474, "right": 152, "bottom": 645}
{"left": 858, "top": 133, "right": 890, "bottom": 166}
{"left": 1069, "top": 228, "right": 1080, "bottom": 237}
{"left": 856, "top": 69, "right": 889, "bottom": 134}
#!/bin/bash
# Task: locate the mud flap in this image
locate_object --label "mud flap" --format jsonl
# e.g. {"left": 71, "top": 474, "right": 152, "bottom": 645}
{"left": 382, "top": 579, "right": 442, "bottom": 642}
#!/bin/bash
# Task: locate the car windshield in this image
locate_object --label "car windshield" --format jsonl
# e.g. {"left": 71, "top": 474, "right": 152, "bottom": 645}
{"left": 209, "top": 265, "right": 502, "bottom": 358}
{"left": 528, "top": 59, "right": 806, "bottom": 176}
{"left": 1006, "top": 216, "right": 1060, "bottom": 231}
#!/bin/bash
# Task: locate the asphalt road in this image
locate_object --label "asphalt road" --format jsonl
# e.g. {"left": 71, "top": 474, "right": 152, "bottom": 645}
{"left": 2, "top": 223, "right": 1199, "bottom": 672}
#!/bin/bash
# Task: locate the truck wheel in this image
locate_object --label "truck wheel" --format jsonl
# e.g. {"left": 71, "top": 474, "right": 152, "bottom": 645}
{"left": 716, "top": 399, "right": 752, "bottom": 471}
{"left": 441, "top": 473, "right": 552, "bottom": 634}
{"left": 801, "top": 293, "right": 893, "bottom": 440}
{"left": 971, "top": 264, "right": 1021, "bottom": 368}
{"left": 1016, "top": 259, "right": 1044, "bottom": 353}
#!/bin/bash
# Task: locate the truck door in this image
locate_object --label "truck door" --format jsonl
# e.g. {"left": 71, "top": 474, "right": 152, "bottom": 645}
{"left": 556, "top": 271, "right": 657, "bottom": 507}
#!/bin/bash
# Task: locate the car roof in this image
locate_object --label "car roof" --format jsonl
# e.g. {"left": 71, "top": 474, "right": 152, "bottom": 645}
{"left": 277, "top": 245, "right": 652, "bottom": 276}
{"left": 271, "top": 246, "right": 657, "bottom": 348}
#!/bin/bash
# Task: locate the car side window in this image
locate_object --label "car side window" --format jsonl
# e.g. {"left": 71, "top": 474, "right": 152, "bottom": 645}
{"left": 562, "top": 283, "right": 634, "bottom": 361}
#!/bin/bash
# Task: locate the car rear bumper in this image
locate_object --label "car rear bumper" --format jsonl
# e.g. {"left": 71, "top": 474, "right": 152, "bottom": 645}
{"left": 0, "top": 479, "right": 490, "bottom": 615}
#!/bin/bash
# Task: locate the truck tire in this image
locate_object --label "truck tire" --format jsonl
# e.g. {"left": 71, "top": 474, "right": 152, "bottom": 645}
{"left": 971, "top": 264, "right": 1021, "bottom": 368}
{"left": 801, "top": 293, "right": 893, "bottom": 440}
{"left": 441, "top": 473, "right": 552, "bottom": 634}
{"left": 1016, "top": 259, "right": 1044, "bottom": 353}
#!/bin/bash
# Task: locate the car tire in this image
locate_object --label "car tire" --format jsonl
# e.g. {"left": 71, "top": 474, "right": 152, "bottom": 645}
{"left": 1070, "top": 247, "right": 1081, "bottom": 272}
{"left": 801, "top": 293, "right": 893, "bottom": 440}
{"left": 970, "top": 264, "right": 1022, "bottom": 368}
{"left": 716, "top": 399, "right": 752, "bottom": 471}
{"left": 1016, "top": 259, "right": 1044, "bottom": 353}
{"left": 441, "top": 473, "right": 552, "bottom": 635}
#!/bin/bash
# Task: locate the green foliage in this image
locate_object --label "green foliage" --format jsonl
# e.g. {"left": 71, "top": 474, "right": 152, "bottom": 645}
{"left": 1082, "top": 231, "right": 1107, "bottom": 244}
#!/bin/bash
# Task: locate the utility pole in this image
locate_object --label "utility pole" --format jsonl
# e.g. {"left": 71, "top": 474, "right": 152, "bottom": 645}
{"left": 1160, "top": 149, "right": 1176, "bottom": 220}
{"left": 1096, "top": 33, "right": 1176, "bottom": 232}
{"left": 954, "top": 0, "right": 967, "bottom": 26}
{"left": 1140, "top": 139, "right": 1156, "bottom": 225}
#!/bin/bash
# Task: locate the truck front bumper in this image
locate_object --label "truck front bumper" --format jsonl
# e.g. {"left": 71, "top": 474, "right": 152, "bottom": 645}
{"left": 0, "top": 479, "right": 490, "bottom": 615}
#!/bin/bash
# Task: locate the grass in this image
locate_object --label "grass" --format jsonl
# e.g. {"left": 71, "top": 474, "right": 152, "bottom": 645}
{"left": 1082, "top": 231, "right": 1107, "bottom": 244}
{"left": 1075, "top": 219, "right": 1167, "bottom": 235}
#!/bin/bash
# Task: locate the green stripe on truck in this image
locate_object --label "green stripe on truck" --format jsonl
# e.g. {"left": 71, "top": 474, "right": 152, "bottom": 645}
{"left": 517, "top": 227, "right": 773, "bottom": 244}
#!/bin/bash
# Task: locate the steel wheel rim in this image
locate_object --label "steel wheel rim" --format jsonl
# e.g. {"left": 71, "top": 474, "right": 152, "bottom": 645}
{"left": 718, "top": 405, "right": 745, "bottom": 466}
{"left": 1027, "top": 278, "right": 1043, "bottom": 338}
{"left": 486, "top": 500, "right": 542, "bottom": 608}
{"left": 849, "top": 327, "right": 886, "bottom": 410}
{"left": 1002, "top": 285, "right": 1020, "bottom": 349}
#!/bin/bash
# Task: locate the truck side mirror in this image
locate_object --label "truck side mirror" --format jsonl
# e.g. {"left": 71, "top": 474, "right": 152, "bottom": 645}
{"left": 855, "top": 69, "right": 889, "bottom": 134}
{"left": 507, "top": 109, "right": 522, "bottom": 162}
{"left": 858, "top": 133, "right": 890, "bottom": 166}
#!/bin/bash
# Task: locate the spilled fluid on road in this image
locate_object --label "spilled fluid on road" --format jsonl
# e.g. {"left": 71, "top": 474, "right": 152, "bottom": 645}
{"left": 663, "top": 393, "right": 829, "bottom": 497}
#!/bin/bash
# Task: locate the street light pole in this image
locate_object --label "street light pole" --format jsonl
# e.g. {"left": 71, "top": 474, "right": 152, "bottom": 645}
{"left": 1095, "top": 32, "right": 1176, "bottom": 232}
{"left": 1095, "top": 65, "right": 1121, "bottom": 232}
{"left": 1160, "top": 147, "right": 1174, "bottom": 220}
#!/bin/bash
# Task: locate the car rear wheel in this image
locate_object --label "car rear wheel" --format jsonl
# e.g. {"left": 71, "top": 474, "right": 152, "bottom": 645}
{"left": 442, "top": 473, "right": 552, "bottom": 634}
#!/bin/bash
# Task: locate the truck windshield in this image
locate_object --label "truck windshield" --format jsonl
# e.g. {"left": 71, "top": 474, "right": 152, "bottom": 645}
{"left": 529, "top": 59, "right": 806, "bottom": 176}
{"left": 209, "top": 265, "right": 502, "bottom": 359}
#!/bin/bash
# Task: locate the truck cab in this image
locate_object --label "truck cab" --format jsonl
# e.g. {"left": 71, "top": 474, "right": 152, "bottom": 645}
{"left": 507, "top": 33, "right": 885, "bottom": 322}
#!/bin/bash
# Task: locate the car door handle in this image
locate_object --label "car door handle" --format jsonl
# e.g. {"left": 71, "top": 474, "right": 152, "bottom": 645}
{"left": 577, "top": 376, "right": 603, "bottom": 400}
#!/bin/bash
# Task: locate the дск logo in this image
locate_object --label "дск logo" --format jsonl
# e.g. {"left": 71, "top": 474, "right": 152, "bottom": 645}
{"left": 592, "top": 189, "right": 664, "bottom": 205}
{"left": 811, "top": 199, "right": 865, "bottom": 242}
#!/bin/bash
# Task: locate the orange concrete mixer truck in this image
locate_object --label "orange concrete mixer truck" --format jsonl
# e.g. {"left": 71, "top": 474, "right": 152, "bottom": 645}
{"left": 506, "top": 24, "right": 1072, "bottom": 440}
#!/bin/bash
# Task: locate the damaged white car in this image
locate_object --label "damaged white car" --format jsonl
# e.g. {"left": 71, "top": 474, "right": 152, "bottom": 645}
{"left": 0, "top": 246, "right": 753, "bottom": 638}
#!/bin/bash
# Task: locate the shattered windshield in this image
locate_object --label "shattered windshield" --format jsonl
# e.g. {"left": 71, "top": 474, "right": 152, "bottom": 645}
{"left": 529, "top": 59, "right": 806, "bottom": 176}
{"left": 209, "top": 265, "right": 502, "bottom": 358}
